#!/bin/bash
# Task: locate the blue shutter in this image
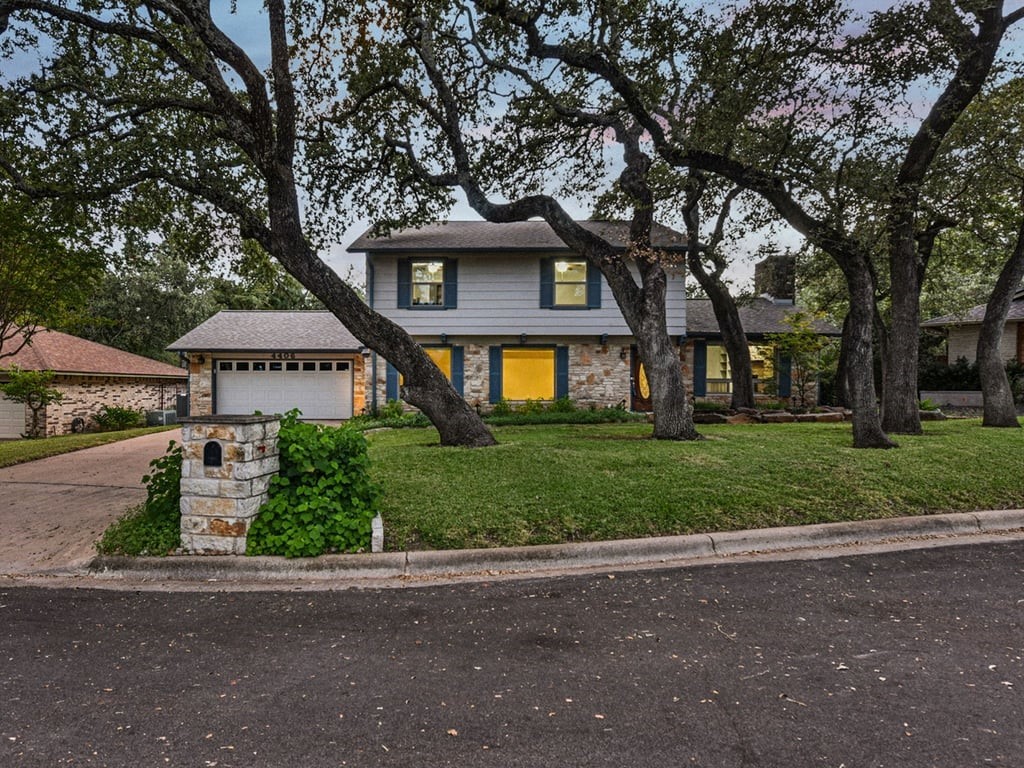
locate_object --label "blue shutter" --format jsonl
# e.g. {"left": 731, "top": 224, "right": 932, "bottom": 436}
{"left": 451, "top": 346, "right": 464, "bottom": 396}
{"left": 586, "top": 263, "right": 602, "bottom": 308}
{"left": 539, "top": 258, "right": 554, "bottom": 308}
{"left": 397, "top": 259, "right": 411, "bottom": 308}
{"left": 385, "top": 362, "right": 399, "bottom": 402}
{"left": 488, "top": 346, "right": 503, "bottom": 403}
{"left": 778, "top": 353, "right": 792, "bottom": 398}
{"left": 692, "top": 340, "right": 707, "bottom": 397}
{"left": 555, "top": 346, "right": 570, "bottom": 399}
{"left": 443, "top": 259, "right": 457, "bottom": 309}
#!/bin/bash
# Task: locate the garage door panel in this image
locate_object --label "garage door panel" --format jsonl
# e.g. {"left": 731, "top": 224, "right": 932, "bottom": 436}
{"left": 216, "top": 361, "right": 352, "bottom": 419}
{"left": 0, "top": 395, "right": 25, "bottom": 439}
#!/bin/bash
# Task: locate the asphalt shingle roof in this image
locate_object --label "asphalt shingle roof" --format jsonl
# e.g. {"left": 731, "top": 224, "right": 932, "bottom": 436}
{"left": 168, "top": 311, "right": 363, "bottom": 353}
{"left": 2, "top": 329, "right": 186, "bottom": 378}
{"left": 686, "top": 298, "right": 841, "bottom": 337}
{"left": 921, "top": 297, "right": 1024, "bottom": 327}
{"left": 347, "top": 220, "right": 689, "bottom": 253}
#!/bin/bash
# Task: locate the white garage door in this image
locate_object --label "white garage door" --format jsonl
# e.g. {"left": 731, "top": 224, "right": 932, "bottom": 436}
{"left": 215, "top": 359, "right": 353, "bottom": 420}
{"left": 0, "top": 395, "right": 25, "bottom": 439}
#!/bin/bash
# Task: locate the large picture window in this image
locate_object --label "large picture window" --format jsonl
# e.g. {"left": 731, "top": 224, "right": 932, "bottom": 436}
{"left": 502, "top": 348, "right": 555, "bottom": 400}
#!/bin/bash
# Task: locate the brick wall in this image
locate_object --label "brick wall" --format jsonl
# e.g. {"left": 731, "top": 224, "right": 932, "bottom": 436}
{"left": 45, "top": 375, "right": 187, "bottom": 435}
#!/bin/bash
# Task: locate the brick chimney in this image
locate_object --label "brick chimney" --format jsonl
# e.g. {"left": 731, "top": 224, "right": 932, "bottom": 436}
{"left": 754, "top": 252, "right": 796, "bottom": 304}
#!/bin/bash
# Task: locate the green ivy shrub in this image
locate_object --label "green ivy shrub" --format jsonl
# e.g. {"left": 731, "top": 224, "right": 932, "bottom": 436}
{"left": 93, "top": 404, "right": 144, "bottom": 431}
{"left": 96, "top": 440, "right": 182, "bottom": 556}
{"left": 247, "top": 412, "right": 381, "bottom": 558}
{"left": 379, "top": 399, "right": 405, "bottom": 419}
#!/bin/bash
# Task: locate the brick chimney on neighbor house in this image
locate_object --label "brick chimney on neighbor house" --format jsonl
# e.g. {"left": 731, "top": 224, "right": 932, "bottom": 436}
{"left": 754, "top": 252, "right": 796, "bottom": 305}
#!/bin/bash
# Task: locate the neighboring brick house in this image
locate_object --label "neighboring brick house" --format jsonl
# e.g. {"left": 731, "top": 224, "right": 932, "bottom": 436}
{"left": 0, "top": 329, "right": 187, "bottom": 439}
{"left": 921, "top": 287, "right": 1024, "bottom": 365}
{"left": 168, "top": 311, "right": 368, "bottom": 420}
{"left": 348, "top": 220, "right": 689, "bottom": 412}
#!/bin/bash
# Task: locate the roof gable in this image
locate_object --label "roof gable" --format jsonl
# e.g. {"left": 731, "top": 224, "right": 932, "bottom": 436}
{"left": 2, "top": 329, "right": 186, "bottom": 378}
{"left": 686, "top": 298, "right": 841, "bottom": 337}
{"left": 168, "top": 311, "right": 363, "bottom": 353}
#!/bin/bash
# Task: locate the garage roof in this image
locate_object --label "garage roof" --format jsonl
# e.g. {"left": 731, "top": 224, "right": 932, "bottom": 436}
{"left": 348, "top": 220, "right": 690, "bottom": 253}
{"left": 3, "top": 329, "right": 186, "bottom": 379}
{"left": 168, "top": 311, "right": 364, "bottom": 353}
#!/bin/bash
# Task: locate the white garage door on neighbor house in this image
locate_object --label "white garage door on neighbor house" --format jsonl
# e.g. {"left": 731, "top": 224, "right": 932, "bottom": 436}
{"left": 0, "top": 395, "right": 26, "bottom": 439}
{"left": 215, "top": 359, "right": 353, "bottom": 420}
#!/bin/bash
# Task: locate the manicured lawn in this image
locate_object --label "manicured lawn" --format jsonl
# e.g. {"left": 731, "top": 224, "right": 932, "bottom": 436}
{"left": 0, "top": 426, "right": 177, "bottom": 468}
{"left": 368, "top": 419, "right": 1024, "bottom": 551}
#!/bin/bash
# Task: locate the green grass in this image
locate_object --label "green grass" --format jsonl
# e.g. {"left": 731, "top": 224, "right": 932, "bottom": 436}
{"left": 367, "top": 419, "right": 1024, "bottom": 551}
{"left": 0, "top": 426, "right": 177, "bottom": 468}
{"left": 96, "top": 503, "right": 182, "bottom": 557}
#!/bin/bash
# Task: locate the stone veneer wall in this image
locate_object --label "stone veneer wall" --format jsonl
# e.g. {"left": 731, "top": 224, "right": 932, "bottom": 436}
{"left": 179, "top": 415, "right": 280, "bottom": 554}
{"left": 44, "top": 375, "right": 186, "bottom": 436}
{"left": 369, "top": 339, "right": 646, "bottom": 411}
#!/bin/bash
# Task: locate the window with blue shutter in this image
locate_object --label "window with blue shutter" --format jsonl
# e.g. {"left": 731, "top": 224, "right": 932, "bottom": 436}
{"left": 488, "top": 346, "right": 503, "bottom": 403}
{"left": 385, "top": 362, "right": 399, "bottom": 402}
{"left": 555, "top": 346, "right": 570, "bottom": 399}
{"left": 692, "top": 340, "right": 708, "bottom": 397}
{"left": 541, "top": 258, "right": 601, "bottom": 309}
{"left": 777, "top": 353, "right": 792, "bottom": 398}
{"left": 398, "top": 258, "right": 457, "bottom": 309}
{"left": 450, "top": 346, "right": 465, "bottom": 396}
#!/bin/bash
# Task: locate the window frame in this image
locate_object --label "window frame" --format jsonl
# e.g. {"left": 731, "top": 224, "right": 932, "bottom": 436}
{"left": 397, "top": 258, "right": 458, "bottom": 310}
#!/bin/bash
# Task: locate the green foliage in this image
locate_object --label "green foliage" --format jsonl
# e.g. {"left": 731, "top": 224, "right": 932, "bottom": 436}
{"left": 92, "top": 404, "right": 144, "bottom": 431}
{"left": 379, "top": 399, "right": 405, "bottom": 419}
{"left": 766, "top": 312, "right": 838, "bottom": 408}
{"left": 0, "top": 367, "right": 63, "bottom": 438}
{"left": 0, "top": 192, "right": 105, "bottom": 359}
{"left": 491, "top": 398, "right": 513, "bottom": 416}
{"left": 96, "top": 440, "right": 182, "bottom": 556}
{"left": 483, "top": 408, "right": 644, "bottom": 427}
{"left": 349, "top": 412, "right": 431, "bottom": 431}
{"left": 548, "top": 396, "right": 577, "bottom": 413}
{"left": 247, "top": 411, "right": 381, "bottom": 558}
{"left": 693, "top": 400, "right": 730, "bottom": 412}
{"left": 920, "top": 357, "right": 1024, "bottom": 403}
{"left": 919, "top": 398, "right": 939, "bottom": 412}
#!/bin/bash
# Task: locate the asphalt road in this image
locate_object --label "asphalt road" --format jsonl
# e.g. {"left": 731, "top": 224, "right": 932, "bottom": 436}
{"left": 2, "top": 541, "right": 1022, "bottom": 768}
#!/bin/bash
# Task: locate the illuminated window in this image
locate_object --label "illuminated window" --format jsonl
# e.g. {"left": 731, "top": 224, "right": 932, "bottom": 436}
{"left": 554, "top": 260, "right": 587, "bottom": 306}
{"left": 411, "top": 261, "right": 445, "bottom": 306}
{"left": 502, "top": 348, "right": 555, "bottom": 400}
{"left": 400, "top": 347, "right": 451, "bottom": 384}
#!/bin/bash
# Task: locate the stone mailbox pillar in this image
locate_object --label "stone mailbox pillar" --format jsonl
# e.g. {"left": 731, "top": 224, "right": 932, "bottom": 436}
{"left": 178, "top": 414, "right": 280, "bottom": 554}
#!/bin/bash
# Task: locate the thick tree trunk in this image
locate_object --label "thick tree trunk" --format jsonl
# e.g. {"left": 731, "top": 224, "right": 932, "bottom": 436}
{"left": 263, "top": 190, "right": 496, "bottom": 447}
{"left": 978, "top": 218, "right": 1024, "bottom": 428}
{"left": 687, "top": 253, "right": 756, "bottom": 409}
{"left": 882, "top": 239, "right": 923, "bottom": 434}
{"left": 840, "top": 258, "right": 896, "bottom": 448}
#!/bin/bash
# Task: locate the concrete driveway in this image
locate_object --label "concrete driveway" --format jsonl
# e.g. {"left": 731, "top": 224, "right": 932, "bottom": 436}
{"left": 0, "top": 429, "right": 180, "bottom": 576}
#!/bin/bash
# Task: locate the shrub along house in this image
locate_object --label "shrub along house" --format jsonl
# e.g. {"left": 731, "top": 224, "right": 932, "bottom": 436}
{"left": 0, "top": 328, "right": 187, "bottom": 439}
{"left": 348, "top": 220, "right": 689, "bottom": 412}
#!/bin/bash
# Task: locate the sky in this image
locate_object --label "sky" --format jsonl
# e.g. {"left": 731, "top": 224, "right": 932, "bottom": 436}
{"left": 6, "top": 1, "right": 1024, "bottom": 292}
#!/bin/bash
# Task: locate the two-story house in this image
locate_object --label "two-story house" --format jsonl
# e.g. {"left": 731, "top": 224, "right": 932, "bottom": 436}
{"left": 349, "top": 220, "right": 690, "bottom": 412}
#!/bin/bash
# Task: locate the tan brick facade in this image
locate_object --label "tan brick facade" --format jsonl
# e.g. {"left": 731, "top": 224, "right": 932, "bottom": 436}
{"left": 42, "top": 375, "right": 186, "bottom": 436}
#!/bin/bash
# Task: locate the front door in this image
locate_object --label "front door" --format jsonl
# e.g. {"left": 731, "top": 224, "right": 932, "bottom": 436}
{"left": 630, "top": 348, "right": 652, "bottom": 412}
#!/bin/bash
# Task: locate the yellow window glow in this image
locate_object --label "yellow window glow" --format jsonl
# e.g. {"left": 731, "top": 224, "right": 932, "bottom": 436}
{"left": 503, "top": 348, "right": 555, "bottom": 400}
{"left": 400, "top": 347, "right": 452, "bottom": 385}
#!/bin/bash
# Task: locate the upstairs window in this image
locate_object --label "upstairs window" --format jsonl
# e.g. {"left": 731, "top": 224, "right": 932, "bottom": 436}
{"left": 412, "top": 261, "right": 444, "bottom": 306}
{"left": 540, "top": 258, "right": 601, "bottom": 309}
{"left": 554, "top": 260, "right": 588, "bottom": 306}
{"left": 398, "top": 258, "right": 458, "bottom": 309}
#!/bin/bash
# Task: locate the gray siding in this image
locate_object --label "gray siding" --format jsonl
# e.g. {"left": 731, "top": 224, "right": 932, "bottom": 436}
{"left": 369, "top": 251, "right": 686, "bottom": 337}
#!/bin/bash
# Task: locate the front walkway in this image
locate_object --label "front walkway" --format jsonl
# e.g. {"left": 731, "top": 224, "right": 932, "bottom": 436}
{"left": 0, "top": 430, "right": 180, "bottom": 575}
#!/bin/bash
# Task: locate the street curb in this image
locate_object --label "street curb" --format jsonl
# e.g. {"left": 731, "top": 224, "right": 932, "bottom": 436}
{"left": 88, "top": 509, "right": 1024, "bottom": 584}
